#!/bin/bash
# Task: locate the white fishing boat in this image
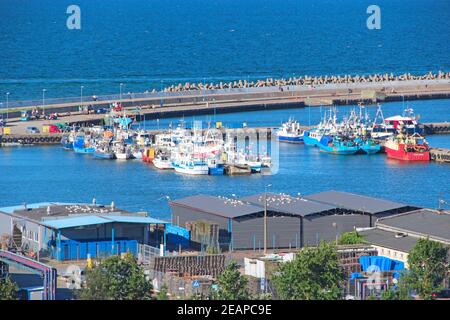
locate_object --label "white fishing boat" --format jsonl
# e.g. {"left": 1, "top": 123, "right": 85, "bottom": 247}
{"left": 172, "top": 157, "right": 209, "bottom": 175}
{"left": 276, "top": 118, "right": 304, "bottom": 143}
{"left": 153, "top": 154, "right": 174, "bottom": 170}
{"left": 112, "top": 141, "right": 132, "bottom": 160}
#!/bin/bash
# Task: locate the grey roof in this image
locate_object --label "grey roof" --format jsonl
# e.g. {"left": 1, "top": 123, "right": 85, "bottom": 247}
{"left": 305, "top": 190, "right": 409, "bottom": 214}
{"left": 359, "top": 228, "right": 419, "bottom": 253}
{"left": 1, "top": 203, "right": 129, "bottom": 224}
{"left": 376, "top": 209, "right": 450, "bottom": 242}
{"left": 170, "top": 195, "right": 263, "bottom": 219}
{"left": 241, "top": 193, "right": 336, "bottom": 217}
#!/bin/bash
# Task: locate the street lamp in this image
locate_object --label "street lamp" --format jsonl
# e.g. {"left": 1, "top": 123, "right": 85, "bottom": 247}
{"left": 263, "top": 183, "right": 272, "bottom": 254}
{"left": 80, "top": 86, "right": 84, "bottom": 110}
{"left": 42, "top": 89, "right": 46, "bottom": 116}
{"left": 119, "top": 83, "right": 123, "bottom": 102}
{"left": 160, "top": 80, "right": 163, "bottom": 107}
{"left": 6, "top": 92, "right": 9, "bottom": 122}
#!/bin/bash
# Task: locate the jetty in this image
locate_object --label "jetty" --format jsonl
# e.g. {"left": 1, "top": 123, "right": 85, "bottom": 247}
{"left": 0, "top": 72, "right": 449, "bottom": 134}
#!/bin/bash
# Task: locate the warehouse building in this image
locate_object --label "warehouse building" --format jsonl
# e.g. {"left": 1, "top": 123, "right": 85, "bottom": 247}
{"left": 359, "top": 209, "right": 450, "bottom": 267}
{"left": 170, "top": 191, "right": 417, "bottom": 250}
{"left": 0, "top": 202, "right": 170, "bottom": 261}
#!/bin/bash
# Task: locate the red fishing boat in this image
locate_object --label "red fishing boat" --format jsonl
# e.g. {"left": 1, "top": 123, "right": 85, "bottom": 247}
{"left": 384, "top": 133, "right": 430, "bottom": 161}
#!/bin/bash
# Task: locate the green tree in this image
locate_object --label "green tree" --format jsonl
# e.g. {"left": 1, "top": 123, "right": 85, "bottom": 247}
{"left": 0, "top": 277, "right": 18, "bottom": 300}
{"left": 338, "top": 231, "right": 366, "bottom": 245}
{"left": 79, "top": 253, "right": 153, "bottom": 300}
{"left": 156, "top": 283, "right": 169, "bottom": 300}
{"left": 380, "top": 272, "right": 412, "bottom": 300}
{"left": 214, "top": 260, "right": 249, "bottom": 300}
{"left": 406, "top": 239, "right": 448, "bottom": 300}
{"left": 272, "top": 242, "right": 344, "bottom": 300}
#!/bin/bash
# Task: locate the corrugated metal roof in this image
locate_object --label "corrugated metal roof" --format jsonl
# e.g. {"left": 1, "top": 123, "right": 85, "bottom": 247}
{"left": 170, "top": 195, "right": 263, "bottom": 218}
{"left": 359, "top": 228, "right": 419, "bottom": 253}
{"left": 42, "top": 215, "right": 169, "bottom": 229}
{"left": 241, "top": 193, "right": 335, "bottom": 217}
{"left": 305, "top": 190, "right": 409, "bottom": 214}
{"left": 376, "top": 209, "right": 450, "bottom": 242}
{"left": 102, "top": 215, "right": 169, "bottom": 225}
{"left": 43, "top": 216, "right": 109, "bottom": 229}
{"left": 0, "top": 202, "right": 76, "bottom": 214}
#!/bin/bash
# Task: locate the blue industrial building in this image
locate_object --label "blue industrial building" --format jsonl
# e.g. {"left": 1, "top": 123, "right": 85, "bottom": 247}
{"left": 0, "top": 202, "right": 172, "bottom": 261}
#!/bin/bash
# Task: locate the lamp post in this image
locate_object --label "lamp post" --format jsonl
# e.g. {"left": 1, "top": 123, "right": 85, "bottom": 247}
{"left": 263, "top": 184, "right": 272, "bottom": 254}
{"left": 6, "top": 92, "right": 9, "bottom": 122}
{"left": 119, "top": 83, "right": 123, "bottom": 103}
{"left": 160, "top": 80, "right": 163, "bottom": 107}
{"left": 80, "top": 86, "right": 84, "bottom": 110}
{"left": 42, "top": 89, "right": 46, "bottom": 116}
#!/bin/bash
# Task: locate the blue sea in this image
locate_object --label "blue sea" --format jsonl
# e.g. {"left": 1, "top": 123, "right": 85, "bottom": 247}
{"left": 0, "top": 0, "right": 449, "bottom": 219}
{"left": 0, "top": 0, "right": 449, "bottom": 101}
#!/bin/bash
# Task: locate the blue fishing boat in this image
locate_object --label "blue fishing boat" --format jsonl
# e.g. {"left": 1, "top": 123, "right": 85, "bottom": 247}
{"left": 73, "top": 136, "right": 95, "bottom": 154}
{"left": 276, "top": 118, "right": 303, "bottom": 143}
{"left": 355, "top": 138, "right": 381, "bottom": 154}
{"left": 93, "top": 148, "right": 115, "bottom": 159}
{"left": 303, "top": 129, "right": 324, "bottom": 147}
{"left": 61, "top": 134, "right": 73, "bottom": 150}
{"left": 318, "top": 135, "right": 359, "bottom": 155}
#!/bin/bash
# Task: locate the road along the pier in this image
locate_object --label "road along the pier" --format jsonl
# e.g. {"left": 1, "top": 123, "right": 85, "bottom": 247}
{"left": 1, "top": 79, "right": 450, "bottom": 136}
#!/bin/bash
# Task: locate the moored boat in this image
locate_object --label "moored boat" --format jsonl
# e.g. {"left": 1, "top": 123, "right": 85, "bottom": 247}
{"left": 384, "top": 133, "right": 430, "bottom": 161}
{"left": 172, "top": 158, "right": 209, "bottom": 175}
{"left": 277, "top": 118, "right": 304, "bottom": 143}
{"left": 318, "top": 135, "right": 359, "bottom": 155}
{"left": 153, "top": 154, "right": 173, "bottom": 170}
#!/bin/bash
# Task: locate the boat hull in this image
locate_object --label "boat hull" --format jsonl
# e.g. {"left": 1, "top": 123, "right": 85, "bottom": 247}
{"left": 319, "top": 145, "right": 359, "bottom": 155}
{"left": 115, "top": 153, "right": 132, "bottom": 160}
{"left": 93, "top": 152, "right": 115, "bottom": 159}
{"left": 385, "top": 146, "right": 430, "bottom": 161}
{"left": 173, "top": 164, "right": 209, "bottom": 175}
{"left": 74, "top": 147, "right": 95, "bottom": 154}
{"left": 153, "top": 160, "right": 173, "bottom": 170}
{"left": 277, "top": 135, "right": 303, "bottom": 143}
{"left": 303, "top": 131, "right": 321, "bottom": 146}
{"left": 208, "top": 166, "right": 225, "bottom": 175}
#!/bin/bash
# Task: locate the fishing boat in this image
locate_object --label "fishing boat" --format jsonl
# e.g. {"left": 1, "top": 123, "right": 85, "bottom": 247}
{"left": 236, "top": 152, "right": 262, "bottom": 173}
{"left": 354, "top": 137, "right": 381, "bottom": 154}
{"left": 303, "top": 129, "right": 325, "bottom": 147}
{"left": 112, "top": 141, "right": 132, "bottom": 160}
{"left": 318, "top": 135, "right": 359, "bottom": 155}
{"left": 73, "top": 136, "right": 95, "bottom": 154}
{"left": 93, "top": 148, "right": 115, "bottom": 159}
{"left": 172, "top": 157, "right": 209, "bottom": 175}
{"left": 61, "top": 134, "right": 74, "bottom": 150}
{"left": 207, "top": 157, "right": 225, "bottom": 175}
{"left": 152, "top": 154, "right": 173, "bottom": 170}
{"left": 384, "top": 133, "right": 430, "bottom": 161}
{"left": 276, "top": 118, "right": 303, "bottom": 143}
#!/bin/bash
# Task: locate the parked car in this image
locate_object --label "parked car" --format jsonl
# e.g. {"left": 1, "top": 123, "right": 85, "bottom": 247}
{"left": 432, "top": 289, "right": 450, "bottom": 299}
{"left": 96, "top": 108, "right": 109, "bottom": 114}
{"left": 26, "top": 126, "right": 40, "bottom": 134}
{"left": 49, "top": 125, "right": 61, "bottom": 133}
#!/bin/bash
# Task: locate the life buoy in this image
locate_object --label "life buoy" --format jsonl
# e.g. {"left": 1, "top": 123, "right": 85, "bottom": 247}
{"left": 12, "top": 137, "right": 18, "bottom": 143}
{"left": 39, "top": 137, "right": 45, "bottom": 143}
{"left": 29, "top": 138, "right": 35, "bottom": 143}
{"left": 1, "top": 138, "right": 7, "bottom": 143}
{"left": 44, "top": 137, "right": 50, "bottom": 143}
{"left": 23, "top": 138, "right": 29, "bottom": 144}
{"left": 7, "top": 138, "right": 13, "bottom": 143}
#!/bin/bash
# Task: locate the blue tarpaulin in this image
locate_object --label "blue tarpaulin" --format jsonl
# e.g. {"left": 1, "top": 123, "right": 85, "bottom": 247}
{"left": 359, "top": 255, "right": 405, "bottom": 272}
